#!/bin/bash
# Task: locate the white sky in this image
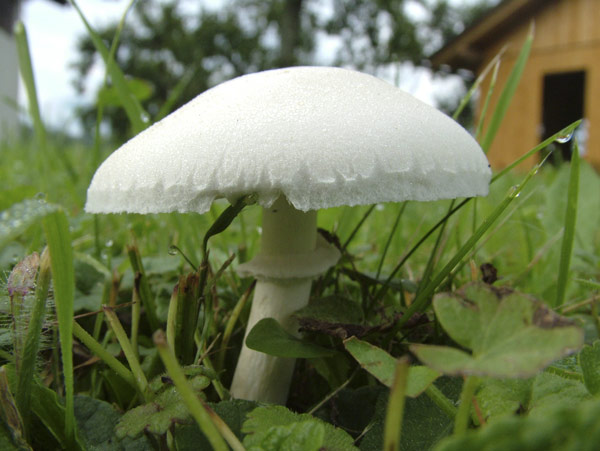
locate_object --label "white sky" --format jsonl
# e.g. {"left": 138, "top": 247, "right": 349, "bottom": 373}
{"left": 19, "top": 0, "right": 471, "bottom": 133}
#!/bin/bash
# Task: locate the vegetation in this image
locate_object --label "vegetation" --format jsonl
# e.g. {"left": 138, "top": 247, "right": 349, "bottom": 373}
{"left": 1, "top": 1, "right": 599, "bottom": 450}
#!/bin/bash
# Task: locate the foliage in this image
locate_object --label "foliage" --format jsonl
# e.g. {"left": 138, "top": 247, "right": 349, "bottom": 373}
{"left": 1, "top": 3, "right": 599, "bottom": 450}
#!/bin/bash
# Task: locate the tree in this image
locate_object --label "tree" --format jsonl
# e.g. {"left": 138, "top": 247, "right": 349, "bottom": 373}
{"left": 72, "top": 0, "right": 495, "bottom": 140}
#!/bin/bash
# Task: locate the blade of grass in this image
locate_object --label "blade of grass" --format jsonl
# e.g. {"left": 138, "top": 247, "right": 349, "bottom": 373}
{"left": 155, "top": 67, "right": 197, "bottom": 122}
{"left": 383, "top": 357, "right": 410, "bottom": 451}
{"left": 375, "top": 202, "right": 406, "bottom": 281}
{"left": 342, "top": 204, "right": 376, "bottom": 250}
{"left": 131, "top": 274, "right": 142, "bottom": 359}
{"left": 127, "top": 245, "right": 160, "bottom": 331}
{"left": 92, "top": 0, "right": 136, "bottom": 172}
{"left": 15, "top": 249, "right": 51, "bottom": 436}
{"left": 103, "top": 306, "right": 151, "bottom": 401}
{"left": 13, "top": 22, "right": 46, "bottom": 153}
{"left": 394, "top": 156, "right": 547, "bottom": 331}
{"left": 554, "top": 140, "right": 580, "bottom": 307}
{"left": 452, "top": 48, "right": 504, "bottom": 121}
{"left": 72, "top": 321, "right": 137, "bottom": 390}
{"left": 492, "top": 121, "right": 581, "bottom": 182}
{"left": 454, "top": 376, "right": 480, "bottom": 435}
{"left": 14, "top": 22, "right": 78, "bottom": 185}
{"left": 67, "top": 0, "right": 149, "bottom": 135}
{"left": 42, "top": 210, "right": 77, "bottom": 448}
{"left": 480, "top": 23, "right": 534, "bottom": 152}
{"left": 154, "top": 330, "right": 242, "bottom": 451}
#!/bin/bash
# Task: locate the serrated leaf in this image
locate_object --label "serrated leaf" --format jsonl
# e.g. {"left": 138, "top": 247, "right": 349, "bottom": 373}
{"left": 175, "top": 400, "right": 259, "bottom": 450}
{"left": 344, "top": 337, "right": 439, "bottom": 397}
{"left": 475, "top": 378, "right": 534, "bottom": 421}
{"left": 246, "top": 421, "right": 325, "bottom": 451}
{"left": 411, "top": 283, "right": 583, "bottom": 378}
{"left": 116, "top": 372, "right": 210, "bottom": 438}
{"left": 435, "top": 398, "right": 600, "bottom": 451}
{"left": 246, "top": 318, "right": 336, "bottom": 358}
{"left": 579, "top": 341, "right": 600, "bottom": 396}
{"left": 74, "top": 395, "right": 151, "bottom": 450}
{"left": 0, "top": 199, "right": 59, "bottom": 248}
{"left": 528, "top": 371, "right": 592, "bottom": 416}
{"left": 242, "top": 405, "right": 357, "bottom": 451}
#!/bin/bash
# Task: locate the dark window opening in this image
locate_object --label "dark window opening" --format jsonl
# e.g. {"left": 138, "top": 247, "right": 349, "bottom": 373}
{"left": 541, "top": 70, "right": 585, "bottom": 163}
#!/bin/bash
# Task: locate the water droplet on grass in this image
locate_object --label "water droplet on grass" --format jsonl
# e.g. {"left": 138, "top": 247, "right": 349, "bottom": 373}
{"left": 168, "top": 245, "right": 179, "bottom": 256}
{"left": 555, "top": 132, "right": 573, "bottom": 144}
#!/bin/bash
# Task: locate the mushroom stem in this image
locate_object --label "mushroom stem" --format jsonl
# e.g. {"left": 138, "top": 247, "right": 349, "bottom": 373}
{"left": 230, "top": 197, "right": 319, "bottom": 404}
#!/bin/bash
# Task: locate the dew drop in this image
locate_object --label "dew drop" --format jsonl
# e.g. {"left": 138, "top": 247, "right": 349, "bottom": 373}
{"left": 140, "top": 112, "right": 151, "bottom": 124}
{"left": 35, "top": 192, "right": 47, "bottom": 203}
{"left": 555, "top": 131, "right": 573, "bottom": 144}
{"left": 105, "top": 240, "right": 114, "bottom": 248}
{"left": 168, "top": 245, "right": 179, "bottom": 256}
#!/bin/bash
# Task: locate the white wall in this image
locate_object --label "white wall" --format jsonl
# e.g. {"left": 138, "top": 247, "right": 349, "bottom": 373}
{"left": 0, "top": 29, "right": 19, "bottom": 141}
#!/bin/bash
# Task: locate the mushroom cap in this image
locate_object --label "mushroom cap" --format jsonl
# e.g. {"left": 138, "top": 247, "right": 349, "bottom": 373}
{"left": 85, "top": 66, "right": 491, "bottom": 214}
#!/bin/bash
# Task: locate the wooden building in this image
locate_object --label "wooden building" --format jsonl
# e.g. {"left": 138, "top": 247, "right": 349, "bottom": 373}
{"left": 432, "top": 0, "right": 600, "bottom": 170}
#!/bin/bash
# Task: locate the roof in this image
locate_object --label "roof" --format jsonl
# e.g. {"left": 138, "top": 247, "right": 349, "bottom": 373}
{"left": 430, "top": 0, "right": 555, "bottom": 71}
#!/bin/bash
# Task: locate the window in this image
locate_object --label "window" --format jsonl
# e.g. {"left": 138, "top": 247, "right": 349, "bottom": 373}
{"left": 541, "top": 70, "right": 585, "bottom": 162}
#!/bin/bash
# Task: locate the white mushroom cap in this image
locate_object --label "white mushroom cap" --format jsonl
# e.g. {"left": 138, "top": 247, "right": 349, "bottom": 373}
{"left": 85, "top": 66, "right": 491, "bottom": 214}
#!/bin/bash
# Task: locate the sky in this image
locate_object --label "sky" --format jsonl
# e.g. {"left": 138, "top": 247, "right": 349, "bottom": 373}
{"left": 19, "top": 0, "right": 471, "bottom": 134}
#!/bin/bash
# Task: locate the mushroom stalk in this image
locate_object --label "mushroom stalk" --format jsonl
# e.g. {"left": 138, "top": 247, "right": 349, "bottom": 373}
{"left": 230, "top": 197, "right": 322, "bottom": 404}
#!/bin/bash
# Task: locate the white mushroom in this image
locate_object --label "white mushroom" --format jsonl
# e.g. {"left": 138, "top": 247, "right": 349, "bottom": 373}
{"left": 86, "top": 66, "right": 491, "bottom": 404}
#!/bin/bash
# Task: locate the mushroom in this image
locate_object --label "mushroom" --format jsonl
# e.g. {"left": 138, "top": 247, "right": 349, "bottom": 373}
{"left": 86, "top": 66, "right": 491, "bottom": 404}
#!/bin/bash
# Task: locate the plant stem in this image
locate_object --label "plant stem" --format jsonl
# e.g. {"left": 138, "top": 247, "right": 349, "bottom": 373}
{"left": 454, "top": 376, "right": 480, "bottom": 435}
{"left": 154, "top": 330, "right": 240, "bottom": 451}
{"left": 383, "top": 357, "right": 410, "bottom": 451}
{"left": 425, "top": 384, "right": 457, "bottom": 419}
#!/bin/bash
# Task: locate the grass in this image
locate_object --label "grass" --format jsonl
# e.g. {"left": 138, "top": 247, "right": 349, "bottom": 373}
{"left": 1, "top": 15, "right": 600, "bottom": 451}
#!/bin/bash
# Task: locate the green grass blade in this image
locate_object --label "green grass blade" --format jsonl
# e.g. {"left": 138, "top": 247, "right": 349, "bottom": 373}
{"left": 127, "top": 245, "right": 160, "bottom": 331}
{"left": 554, "top": 141, "right": 580, "bottom": 307}
{"left": 480, "top": 23, "right": 534, "bottom": 152}
{"left": 375, "top": 202, "right": 406, "bottom": 281}
{"left": 103, "top": 306, "right": 150, "bottom": 401}
{"left": 154, "top": 330, "right": 240, "bottom": 451}
{"left": 475, "top": 59, "right": 501, "bottom": 140}
{"left": 42, "top": 210, "right": 77, "bottom": 448}
{"left": 14, "top": 22, "right": 78, "bottom": 184}
{"left": 343, "top": 204, "right": 376, "bottom": 250}
{"left": 15, "top": 249, "right": 51, "bottom": 436}
{"left": 492, "top": 121, "right": 581, "bottom": 183}
{"left": 383, "top": 357, "right": 410, "bottom": 451}
{"left": 14, "top": 22, "right": 47, "bottom": 154}
{"left": 67, "top": 0, "right": 149, "bottom": 135}
{"left": 155, "top": 67, "right": 197, "bottom": 122}
{"left": 395, "top": 158, "right": 546, "bottom": 331}
{"left": 71, "top": 322, "right": 137, "bottom": 390}
{"left": 452, "top": 49, "right": 504, "bottom": 121}
{"left": 0, "top": 198, "right": 58, "bottom": 248}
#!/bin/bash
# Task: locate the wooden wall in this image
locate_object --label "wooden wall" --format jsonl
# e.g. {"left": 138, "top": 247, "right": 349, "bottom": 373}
{"left": 477, "top": 0, "right": 600, "bottom": 169}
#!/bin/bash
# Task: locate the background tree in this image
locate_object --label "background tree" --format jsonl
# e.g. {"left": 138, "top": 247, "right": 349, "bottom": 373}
{"left": 72, "top": 0, "right": 496, "bottom": 141}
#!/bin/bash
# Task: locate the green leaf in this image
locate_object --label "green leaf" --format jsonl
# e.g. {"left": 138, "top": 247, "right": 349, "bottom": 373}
{"left": 294, "top": 295, "right": 364, "bottom": 325}
{"left": 528, "top": 371, "right": 592, "bottom": 416}
{"left": 475, "top": 378, "right": 534, "bottom": 421}
{"left": 116, "top": 371, "right": 211, "bottom": 438}
{"left": 435, "top": 398, "right": 600, "bottom": 451}
{"left": 42, "top": 210, "right": 77, "bottom": 447}
{"left": 246, "top": 421, "right": 325, "bottom": 451}
{"left": 242, "top": 405, "right": 357, "bottom": 451}
{"left": 97, "top": 77, "right": 154, "bottom": 106}
{"left": 245, "top": 318, "right": 336, "bottom": 358}
{"left": 411, "top": 283, "right": 584, "bottom": 378}
{"left": 175, "top": 400, "right": 259, "bottom": 450}
{"left": 344, "top": 337, "right": 439, "bottom": 397}
{"left": 580, "top": 341, "right": 600, "bottom": 396}
{"left": 74, "top": 395, "right": 151, "bottom": 450}
{"left": 0, "top": 199, "right": 59, "bottom": 248}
